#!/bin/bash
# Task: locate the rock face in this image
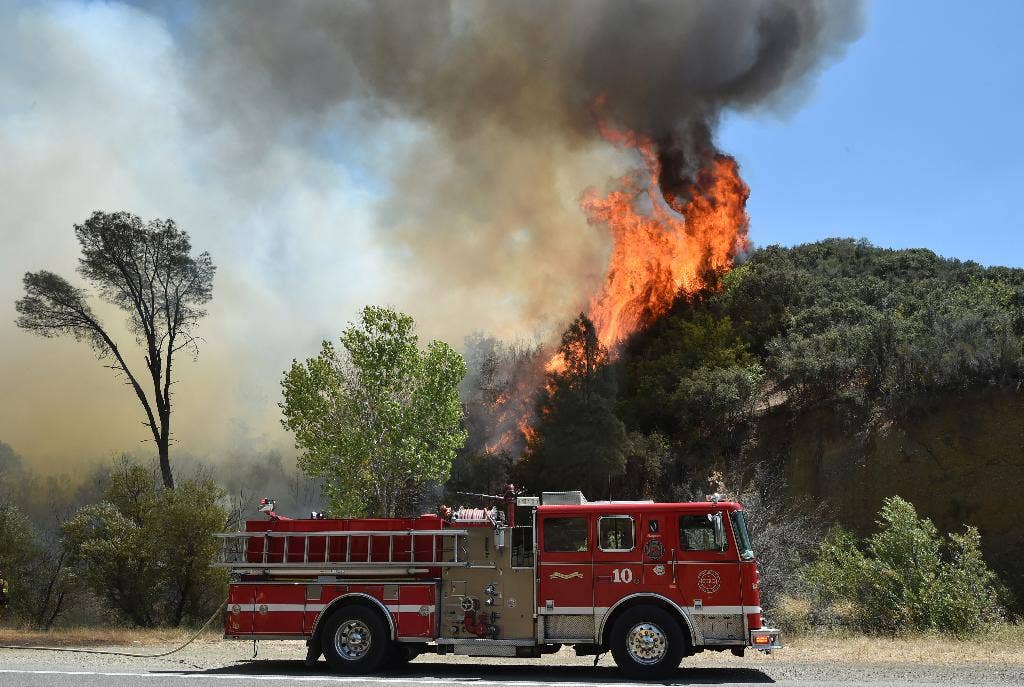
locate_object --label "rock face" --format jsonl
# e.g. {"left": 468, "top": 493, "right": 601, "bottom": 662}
{"left": 761, "top": 389, "right": 1024, "bottom": 607}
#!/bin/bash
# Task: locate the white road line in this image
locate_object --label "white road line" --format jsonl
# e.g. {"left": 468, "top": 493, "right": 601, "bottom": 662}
{"left": 0, "top": 669, "right": 653, "bottom": 687}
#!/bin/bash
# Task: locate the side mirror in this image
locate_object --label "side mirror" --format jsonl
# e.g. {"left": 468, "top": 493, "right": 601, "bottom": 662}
{"left": 712, "top": 512, "right": 726, "bottom": 552}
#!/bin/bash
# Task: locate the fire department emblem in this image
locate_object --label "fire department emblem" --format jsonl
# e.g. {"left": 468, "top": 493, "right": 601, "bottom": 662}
{"left": 549, "top": 571, "right": 583, "bottom": 580}
{"left": 643, "top": 539, "right": 665, "bottom": 560}
{"left": 697, "top": 569, "right": 721, "bottom": 594}
{"left": 652, "top": 564, "right": 666, "bottom": 576}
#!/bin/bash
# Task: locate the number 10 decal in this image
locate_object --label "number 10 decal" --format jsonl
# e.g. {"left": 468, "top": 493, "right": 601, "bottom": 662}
{"left": 611, "top": 568, "right": 634, "bottom": 583}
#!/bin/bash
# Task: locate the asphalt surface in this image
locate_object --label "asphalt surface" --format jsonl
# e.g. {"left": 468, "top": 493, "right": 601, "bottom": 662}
{"left": 1, "top": 645, "right": 1022, "bottom": 687}
{"left": 0, "top": 663, "right": 1004, "bottom": 687}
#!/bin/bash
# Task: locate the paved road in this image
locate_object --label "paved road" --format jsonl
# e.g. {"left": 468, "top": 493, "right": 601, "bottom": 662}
{"left": 1, "top": 657, "right": 1022, "bottom": 687}
{"left": 2, "top": 641, "right": 1022, "bottom": 687}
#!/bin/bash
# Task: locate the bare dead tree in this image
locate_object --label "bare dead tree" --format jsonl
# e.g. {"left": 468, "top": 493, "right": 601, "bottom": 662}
{"left": 15, "top": 211, "right": 215, "bottom": 488}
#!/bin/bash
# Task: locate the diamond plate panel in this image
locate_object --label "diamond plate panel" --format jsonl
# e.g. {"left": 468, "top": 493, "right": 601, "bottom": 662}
{"left": 544, "top": 614, "right": 595, "bottom": 640}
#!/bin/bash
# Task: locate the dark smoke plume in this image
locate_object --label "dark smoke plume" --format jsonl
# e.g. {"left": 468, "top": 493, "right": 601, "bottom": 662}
{"left": 190, "top": 0, "right": 865, "bottom": 336}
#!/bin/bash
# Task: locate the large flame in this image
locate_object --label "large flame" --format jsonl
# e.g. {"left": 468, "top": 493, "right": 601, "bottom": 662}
{"left": 582, "top": 126, "right": 750, "bottom": 353}
{"left": 488, "top": 121, "right": 751, "bottom": 455}
{"left": 545, "top": 124, "right": 750, "bottom": 374}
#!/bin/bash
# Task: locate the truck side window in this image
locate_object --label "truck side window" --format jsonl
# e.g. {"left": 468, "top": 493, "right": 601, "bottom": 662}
{"left": 543, "top": 517, "right": 588, "bottom": 552}
{"left": 598, "top": 516, "right": 635, "bottom": 551}
{"left": 679, "top": 514, "right": 721, "bottom": 551}
{"left": 511, "top": 526, "right": 535, "bottom": 567}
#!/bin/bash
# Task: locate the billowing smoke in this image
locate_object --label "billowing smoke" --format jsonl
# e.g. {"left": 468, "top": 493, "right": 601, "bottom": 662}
{"left": 191, "top": 0, "right": 865, "bottom": 329}
{"left": 0, "top": 0, "right": 863, "bottom": 470}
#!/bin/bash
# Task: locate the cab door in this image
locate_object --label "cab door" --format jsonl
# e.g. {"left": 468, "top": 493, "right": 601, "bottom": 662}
{"left": 592, "top": 513, "right": 642, "bottom": 616}
{"left": 674, "top": 508, "right": 745, "bottom": 642}
{"left": 637, "top": 511, "right": 676, "bottom": 605}
{"left": 537, "top": 512, "right": 593, "bottom": 614}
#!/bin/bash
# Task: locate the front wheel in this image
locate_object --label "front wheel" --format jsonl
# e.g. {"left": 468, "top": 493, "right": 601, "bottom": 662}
{"left": 609, "top": 606, "right": 685, "bottom": 679}
{"left": 320, "top": 605, "right": 391, "bottom": 674}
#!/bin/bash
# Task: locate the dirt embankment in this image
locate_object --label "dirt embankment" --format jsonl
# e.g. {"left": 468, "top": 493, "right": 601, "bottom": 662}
{"left": 758, "top": 389, "right": 1024, "bottom": 600}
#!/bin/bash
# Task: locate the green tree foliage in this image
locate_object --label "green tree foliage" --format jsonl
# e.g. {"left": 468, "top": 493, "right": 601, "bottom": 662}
{"left": 620, "top": 309, "right": 758, "bottom": 433}
{"left": 733, "top": 239, "right": 1024, "bottom": 416}
{"left": 0, "top": 443, "right": 87, "bottom": 629}
{"left": 14, "top": 211, "right": 216, "bottom": 488}
{"left": 0, "top": 504, "right": 71, "bottom": 629}
{"left": 612, "top": 430, "right": 671, "bottom": 501}
{"left": 281, "top": 306, "right": 467, "bottom": 517}
{"left": 803, "top": 496, "right": 1004, "bottom": 635}
{"left": 62, "top": 461, "right": 227, "bottom": 627}
{"left": 516, "top": 315, "right": 627, "bottom": 499}
{"left": 0, "top": 505, "right": 38, "bottom": 617}
{"left": 618, "top": 239, "right": 1024, "bottom": 441}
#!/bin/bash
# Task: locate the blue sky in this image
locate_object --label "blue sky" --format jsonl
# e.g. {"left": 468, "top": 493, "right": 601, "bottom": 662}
{"left": 719, "top": 0, "right": 1024, "bottom": 267}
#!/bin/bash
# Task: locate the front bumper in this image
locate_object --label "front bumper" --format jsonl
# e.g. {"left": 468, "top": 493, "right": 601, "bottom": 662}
{"left": 749, "top": 628, "right": 783, "bottom": 651}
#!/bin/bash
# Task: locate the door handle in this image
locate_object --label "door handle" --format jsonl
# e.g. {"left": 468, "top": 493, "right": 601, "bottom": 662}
{"left": 671, "top": 549, "right": 677, "bottom": 586}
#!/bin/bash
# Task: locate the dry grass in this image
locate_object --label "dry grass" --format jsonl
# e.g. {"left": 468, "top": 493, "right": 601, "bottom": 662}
{"left": 0, "top": 627, "right": 221, "bottom": 648}
{"left": 773, "top": 624, "right": 1024, "bottom": 666}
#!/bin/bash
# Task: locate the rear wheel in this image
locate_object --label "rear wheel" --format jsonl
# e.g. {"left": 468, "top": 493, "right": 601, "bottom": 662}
{"left": 609, "top": 605, "right": 685, "bottom": 679}
{"left": 320, "top": 605, "right": 391, "bottom": 674}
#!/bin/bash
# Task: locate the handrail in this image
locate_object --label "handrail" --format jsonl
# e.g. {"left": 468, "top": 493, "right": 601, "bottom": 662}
{"left": 213, "top": 527, "right": 469, "bottom": 571}
{"left": 214, "top": 529, "right": 465, "bottom": 538}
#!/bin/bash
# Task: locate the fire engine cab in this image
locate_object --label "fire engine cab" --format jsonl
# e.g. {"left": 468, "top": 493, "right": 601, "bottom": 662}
{"left": 216, "top": 489, "right": 781, "bottom": 678}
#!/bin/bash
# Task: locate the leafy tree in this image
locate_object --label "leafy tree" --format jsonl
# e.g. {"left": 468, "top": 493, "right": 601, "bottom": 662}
{"left": 0, "top": 504, "right": 72, "bottom": 629}
{"left": 802, "top": 496, "right": 1004, "bottom": 635}
{"left": 612, "top": 430, "right": 670, "bottom": 501}
{"left": 14, "top": 211, "right": 216, "bottom": 488}
{"left": 724, "top": 239, "right": 1024, "bottom": 417}
{"left": 0, "top": 444, "right": 95, "bottom": 630}
{"left": 620, "top": 309, "right": 756, "bottom": 433}
{"left": 0, "top": 505, "right": 40, "bottom": 617}
{"left": 516, "top": 314, "right": 627, "bottom": 500}
{"left": 62, "top": 460, "right": 227, "bottom": 627}
{"left": 281, "top": 306, "right": 467, "bottom": 517}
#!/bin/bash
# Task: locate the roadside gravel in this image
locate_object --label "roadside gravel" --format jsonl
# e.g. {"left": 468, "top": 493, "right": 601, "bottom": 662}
{"left": 1, "top": 638, "right": 1022, "bottom": 685}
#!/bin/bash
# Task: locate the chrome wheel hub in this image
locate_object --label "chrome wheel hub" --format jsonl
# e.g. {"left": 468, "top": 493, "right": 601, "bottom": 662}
{"left": 626, "top": 622, "right": 668, "bottom": 665}
{"left": 334, "top": 619, "right": 372, "bottom": 661}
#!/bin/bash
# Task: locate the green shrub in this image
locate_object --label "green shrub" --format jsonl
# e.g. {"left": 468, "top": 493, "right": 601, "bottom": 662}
{"left": 62, "top": 461, "right": 228, "bottom": 627}
{"left": 0, "top": 504, "right": 72, "bottom": 629}
{"left": 803, "top": 496, "right": 1004, "bottom": 635}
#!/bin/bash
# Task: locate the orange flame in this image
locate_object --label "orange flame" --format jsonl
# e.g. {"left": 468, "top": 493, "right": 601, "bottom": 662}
{"left": 517, "top": 416, "right": 537, "bottom": 447}
{"left": 492, "top": 120, "right": 750, "bottom": 453}
{"left": 580, "top": 126, "right": 750, "bottom": 354}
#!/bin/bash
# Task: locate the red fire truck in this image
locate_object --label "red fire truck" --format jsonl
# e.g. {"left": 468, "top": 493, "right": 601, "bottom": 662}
{"left": 216, "top": 489, "right": 781, "bottom": 679}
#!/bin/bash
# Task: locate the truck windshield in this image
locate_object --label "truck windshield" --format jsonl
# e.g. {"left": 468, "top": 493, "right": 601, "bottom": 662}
{"left": 731, "top": 510, "right": 754, "bottom": 560}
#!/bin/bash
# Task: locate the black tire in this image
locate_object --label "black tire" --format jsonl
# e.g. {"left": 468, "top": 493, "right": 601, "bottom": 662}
{"left": 609, "top": 605, "right": 685, "bottom": 679}
{"left": 320, "top": 604, "right": 391, "bottom": 674}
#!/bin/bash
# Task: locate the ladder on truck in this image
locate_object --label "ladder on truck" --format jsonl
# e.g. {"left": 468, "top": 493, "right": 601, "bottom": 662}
{"left": 214, "top": 529, "right": 470, "bottom": 575}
